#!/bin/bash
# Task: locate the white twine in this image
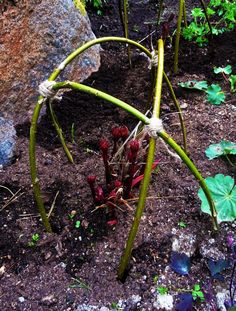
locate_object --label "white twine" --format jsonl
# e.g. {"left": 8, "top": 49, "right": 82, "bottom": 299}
{"left": 140, "top": 50, "right": 158, "bottom": 70}
{"left": 38, "top": 80, "right": 62, "bottom": 101}
{"left": 145, "top": 117, "right": 164, "bottom": 139}
{"left": 149, "top": 50, "right": 158, "bottom": 69}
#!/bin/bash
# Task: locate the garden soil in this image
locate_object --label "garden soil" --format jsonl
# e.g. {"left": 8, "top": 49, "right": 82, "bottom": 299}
{"left": 0, "top": 0, "right": 236, "bottom": 310}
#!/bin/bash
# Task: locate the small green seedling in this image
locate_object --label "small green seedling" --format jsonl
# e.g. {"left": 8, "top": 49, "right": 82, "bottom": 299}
{"left": 214, "top": 65, "right": 232, "bottom": 75}
{"left": 68, "top": 210, "right": 77, "bottom": 220}
{"left": 75, "top": 220, "right": 81, "bottom": 229}
{"left": 157, "top": 286, "right": 169, "bottom": 295}
{"left": 178, "top": 221, "right": 187, "bottom": 228}
{"left": 111, "top": 302, "right": 120, "bottom": 310}
{"left": 28, "top": 233, "right": 40, "bottom": 247}
{"left": 182, "top": 1, "right": 236, "bottom": 46}
{"left": 198, "top": 174, "right": 236, "bottom": 223}
{"left": 192, "top": 284, "right": 205, "bottom": 302}
{"left": 214, "top": 65, "right": 236, "bottom": 93}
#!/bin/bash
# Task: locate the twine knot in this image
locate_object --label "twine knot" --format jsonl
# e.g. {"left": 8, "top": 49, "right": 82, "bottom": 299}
{"left": 145, "top": 117, "right": 163, "bottom": 138}
{"left": 38, "top": 80, "right": 61, "bottom": 101}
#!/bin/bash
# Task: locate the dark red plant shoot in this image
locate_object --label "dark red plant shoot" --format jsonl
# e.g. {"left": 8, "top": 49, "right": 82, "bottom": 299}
{"left": 87, "top": 126, "right": 159, "bottom": 226}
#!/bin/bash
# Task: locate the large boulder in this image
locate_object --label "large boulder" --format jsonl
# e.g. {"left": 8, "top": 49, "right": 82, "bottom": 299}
{"left": 0, "top": 0, "right": 100, "bottom": 122}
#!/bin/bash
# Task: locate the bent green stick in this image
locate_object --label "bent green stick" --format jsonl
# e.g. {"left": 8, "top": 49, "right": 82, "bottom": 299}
{"left": 117, "top": 39, "right": 164, "bottom": 281}
{"left": 174, "top": 0, "right": 184, "bottom": 73}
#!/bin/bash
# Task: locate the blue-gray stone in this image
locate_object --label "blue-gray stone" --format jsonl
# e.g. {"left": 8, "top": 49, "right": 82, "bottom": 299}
{"left": 0, "top": 117, "right": 16, "bottom": 166}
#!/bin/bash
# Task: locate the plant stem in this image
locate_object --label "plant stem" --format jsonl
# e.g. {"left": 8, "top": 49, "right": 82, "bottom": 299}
{"left": 158, "top": 130, "right": 218, "bottom": 231}
{"left": 156, "top": 0, "right": 164, "bottom": 27}
{"left": 183, "top": 0, "right": 187, "bottom": 27}
{"left": 29, "top": 37, "right": 153, "bottom": 231}
{"left": 198, "top": 0, "right": 213, "bottom": 37}
{"left": 48, "top": 102, "right": 74, "bottom": 163}
{"left": 29, "top": 98, "right": 53, "bottom": 233}
{"left": 153, "top": 39, "right": 164, "bottom": 117}
{"left": 117, "top": 39, "right": 164, "bottom": 281}
{"left": 117, "top": 138, "right": 156, "bottom": 281}
{"left": 53, "top": 82, "right": 150, "bottom": 124}
{"left": 174, "top": 0, "right": 184, "bottom": 74}
{"left": 163, "top": 72, "right": 187, "bottom": 153}
{"left": 48, "top": 37, "right": 149, "bottom": 81}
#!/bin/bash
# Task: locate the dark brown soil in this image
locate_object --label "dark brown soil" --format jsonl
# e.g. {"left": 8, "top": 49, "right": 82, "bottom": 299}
{"left": 0, "top": 1, "right": 236, "bottom": 310}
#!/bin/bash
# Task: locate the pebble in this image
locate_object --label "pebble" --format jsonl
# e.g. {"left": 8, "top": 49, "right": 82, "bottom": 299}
{"left": 18, "top": 297, "right": 25, "bottom": 303}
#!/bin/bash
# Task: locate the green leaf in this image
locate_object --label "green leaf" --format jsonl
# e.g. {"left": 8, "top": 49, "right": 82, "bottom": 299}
{"left": 179, "top": 80, "right": 208, "bottom": 91}
{"left": 75, "top": 220, "right": 81, "bottom": 228}
{"left": 229, "top": 75, "right": 236, "bottom": 93}
{"left": 191, "top": 8, "right": 204, "bottom": 18}
{"left": 157, "top": 286, "right": 169, "bottom": 295}
{"left": 205, "top": 141, "right": 236, "bottom": 160}
{"left": 198, "top": 174, "right": 236, "bottom": 222}
{"left": 206, "top": 84, "right": 225, "bottom": 105}
{"left": 214, "top": 65, "right": 232, "bottom": 75}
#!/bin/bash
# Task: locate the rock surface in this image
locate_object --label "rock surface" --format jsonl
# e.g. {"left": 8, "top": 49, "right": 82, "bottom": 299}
{"left": 0, "top": 117, "right": 16, "bottom": 167}
{"left": 0, "top": 0, "right": 100, "bottom": 122}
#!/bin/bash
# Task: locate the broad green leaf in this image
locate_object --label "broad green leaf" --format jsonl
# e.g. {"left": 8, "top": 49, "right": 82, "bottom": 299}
{"left": 205, "top": 141, "right": 236, "bottom": 160}
{"left": 230, "top": 75, "right": 236, "bottom": 93}
{"left": 198, "top": 174, "right": 236, "bottom": 222}
{"left": 207, "top": 8, "right": 215, "bottom": 16}
{"left": 206, "top": 84, "right": 225, "bottom": 105}
{"left": 179, "top": 80, "right": 208, "bottom": 91}
{"left": 214, "top": 65, "right": 232, "bottom": 75}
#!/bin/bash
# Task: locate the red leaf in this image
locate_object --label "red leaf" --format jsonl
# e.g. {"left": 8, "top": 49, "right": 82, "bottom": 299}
{"left": 132, "top": 160, "right": 159, "bottom": 188}
{"left": 107, "top": 219, "right": 118, "bottom": 226}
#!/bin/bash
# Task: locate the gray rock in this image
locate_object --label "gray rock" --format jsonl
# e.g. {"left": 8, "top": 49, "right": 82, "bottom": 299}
{"left": 0, "top": 117, "right": 16, "bottom": 167}
{"left": 0, "top": 0, "right": 100, "bottom": 122}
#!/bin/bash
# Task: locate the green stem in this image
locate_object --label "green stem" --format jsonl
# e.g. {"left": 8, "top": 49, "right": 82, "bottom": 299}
{"left": 124, "top": 0, "right": 131, "bottom": 67}
{"left": 29, "top": 37, "right": 153, "bottom": 232}
{"left": 53, "top": 82, "right": 150, "bottom": 124}
{"left": 29, "top": 97, "right": 53, "bottom": 233}
{"left": 156, "top": 0, "right": 164, "bottom": 27}
{"left": 48, "top": 102, "right": 74, "bottom": 163}
{"left": 47, "top": 37, "right": 151, "bottom": 163}
{"left": 153, "top": 39, "right": 164, "bottom": 117}
{"left": 48, "top": 37, "right": 149, "bottom": 81}
{"left": 117, "top": 39, "right": 165, "bottom": 281}
{"left": 183, "top": 0, "right": 187, "bottom": 27}
{"left": 225, "top": 154, "right": 235, "bottom": 167}
{"left": 198, "top": 0, "right": 213, "bottom": 37}
{"left": 117, "top": 138, "right": 156, "bottom": 281}
{"left": 163, "top": 72, "right": 187, "bottom": 153}
{"left": 174, "top": 0, "right": 184, "bottom": 74}
{"left": 158, "top": 130, "right": 218, "bottom": 231}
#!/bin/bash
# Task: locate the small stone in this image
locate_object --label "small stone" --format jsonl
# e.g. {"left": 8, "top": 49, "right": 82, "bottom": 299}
{"left": 42, "top": 294, "right": 57, "bottom": 306}
{"left": 0, "top": 265, "right": 6, "bottom": 275}
{"left": 180, "top": 102, "right": 188, "bottom": 109}
{"left": 18, "top": 297, "right": 25, "bottom": 303}
{"left": 216, "top": 290, "right": 230, "bottom": 311}
{"left": 153, "top": 294, "right": 174, "bottom": 310}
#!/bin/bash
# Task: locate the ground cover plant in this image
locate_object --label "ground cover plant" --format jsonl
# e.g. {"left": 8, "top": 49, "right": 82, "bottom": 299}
{"left": 1, "top": 0, "right": 236, "bottom": 310}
